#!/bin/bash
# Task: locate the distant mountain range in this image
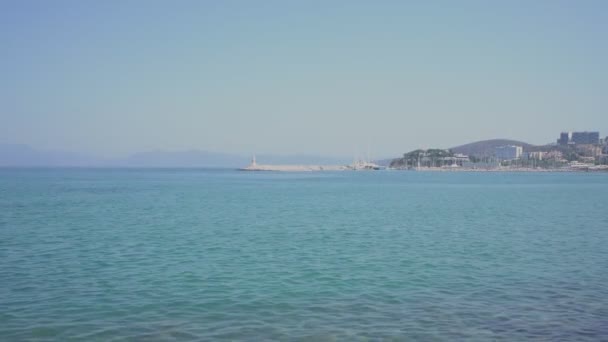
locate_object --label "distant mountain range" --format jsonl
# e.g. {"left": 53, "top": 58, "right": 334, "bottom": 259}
{"left": 124, "top": 150, "right": 245, "bottom": 168}
{"left": 0, "top": 144, "right": 102, "bottom": 167}
{"left": 1, "top": 139, "right": 557, "bottom": 167}
{"left": 124, "top": 150, "right": 350, "bottom": 167}
{"left": 0, "top": 144, "right": 350, "bottom": 167}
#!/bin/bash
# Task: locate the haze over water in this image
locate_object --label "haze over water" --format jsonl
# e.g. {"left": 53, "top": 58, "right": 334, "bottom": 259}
{"left": 2, "top": 1, "right": 607, "bottom": 157}
{"left": 2, "top": 169, "right": 607, "bottom": 340}
{"left": 2, "top": 1, "right": 608, "bottom": 340}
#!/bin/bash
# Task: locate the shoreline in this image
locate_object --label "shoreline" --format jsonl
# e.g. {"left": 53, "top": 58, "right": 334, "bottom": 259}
{"left": 239, "top": 165, "right": 608, "bottom": 173}
{"left": 391, "top": 166, "right": 608, "bottom": 173}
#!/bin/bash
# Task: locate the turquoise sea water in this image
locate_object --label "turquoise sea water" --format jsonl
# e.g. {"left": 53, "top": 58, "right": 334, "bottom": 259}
{"left": 1, "top": 169, "right": 607, "bottom": 341}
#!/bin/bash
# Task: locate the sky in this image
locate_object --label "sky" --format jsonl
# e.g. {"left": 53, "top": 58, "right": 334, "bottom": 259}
{"left": 1, "top": 0, "right": 607, "bottom": 158}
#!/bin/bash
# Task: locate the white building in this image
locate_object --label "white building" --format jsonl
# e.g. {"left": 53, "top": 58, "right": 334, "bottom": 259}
{"left": 495, "top": 145, "right": 523, "bottom": 161}
{"left": 523, "top": 151, "right": 545, "bottom": 160}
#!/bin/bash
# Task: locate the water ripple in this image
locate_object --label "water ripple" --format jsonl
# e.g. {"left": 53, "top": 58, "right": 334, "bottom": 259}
{"left": 1, "top": 169, "right": 608, "bottom": 340}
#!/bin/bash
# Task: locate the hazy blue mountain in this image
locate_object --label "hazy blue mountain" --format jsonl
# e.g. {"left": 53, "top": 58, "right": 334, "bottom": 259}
{"left": 0, "top": 144, "right": 350, "bottom": 168}
{"left": 0, "top": 144, "right": 102, "bottom": 167}
{"left": 253, "top": 154, "right": 350, "bottom": 166}
{"left": 124, "top": 150, "right": 246, "bottom": 168}
{"left": 123, "top": 151, "right": 350, "bottom": 167}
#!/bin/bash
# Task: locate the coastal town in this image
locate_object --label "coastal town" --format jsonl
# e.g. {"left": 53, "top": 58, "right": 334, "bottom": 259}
{"left": 389, "top": 131, "right": 608, "bottom": 172}
{"left": 241, "top": 131, "right": 608, "bottom": 172}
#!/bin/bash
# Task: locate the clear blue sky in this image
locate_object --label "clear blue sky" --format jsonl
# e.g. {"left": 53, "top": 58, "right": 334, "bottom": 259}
{"left": 1, "top": 0, "right": 607, "bottom": 158}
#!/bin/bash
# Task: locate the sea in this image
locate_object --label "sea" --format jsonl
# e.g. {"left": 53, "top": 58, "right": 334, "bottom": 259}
{"left": 1, "top": 168, "right": 607, "bottom": 341}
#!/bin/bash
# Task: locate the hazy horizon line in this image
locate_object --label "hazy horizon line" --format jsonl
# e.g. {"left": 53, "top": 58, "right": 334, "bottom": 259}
{"left": 1, "top": 134, "right": 564, "bottom": 160}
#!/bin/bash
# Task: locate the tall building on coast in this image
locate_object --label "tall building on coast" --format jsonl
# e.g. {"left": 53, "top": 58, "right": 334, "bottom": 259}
{"left": 558, "top": 131, "right": 600, "bottom": 145}
{"left": 495, "top": 145, "right": 523, "bottom": 161}
{"left": 558, "top": 132, "right": 571, "bottom": 145}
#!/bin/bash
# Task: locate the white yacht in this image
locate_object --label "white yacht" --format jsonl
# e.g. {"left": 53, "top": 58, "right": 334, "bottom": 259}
{"left": 349, "top": 159, "right": 383, "bottom": 170}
